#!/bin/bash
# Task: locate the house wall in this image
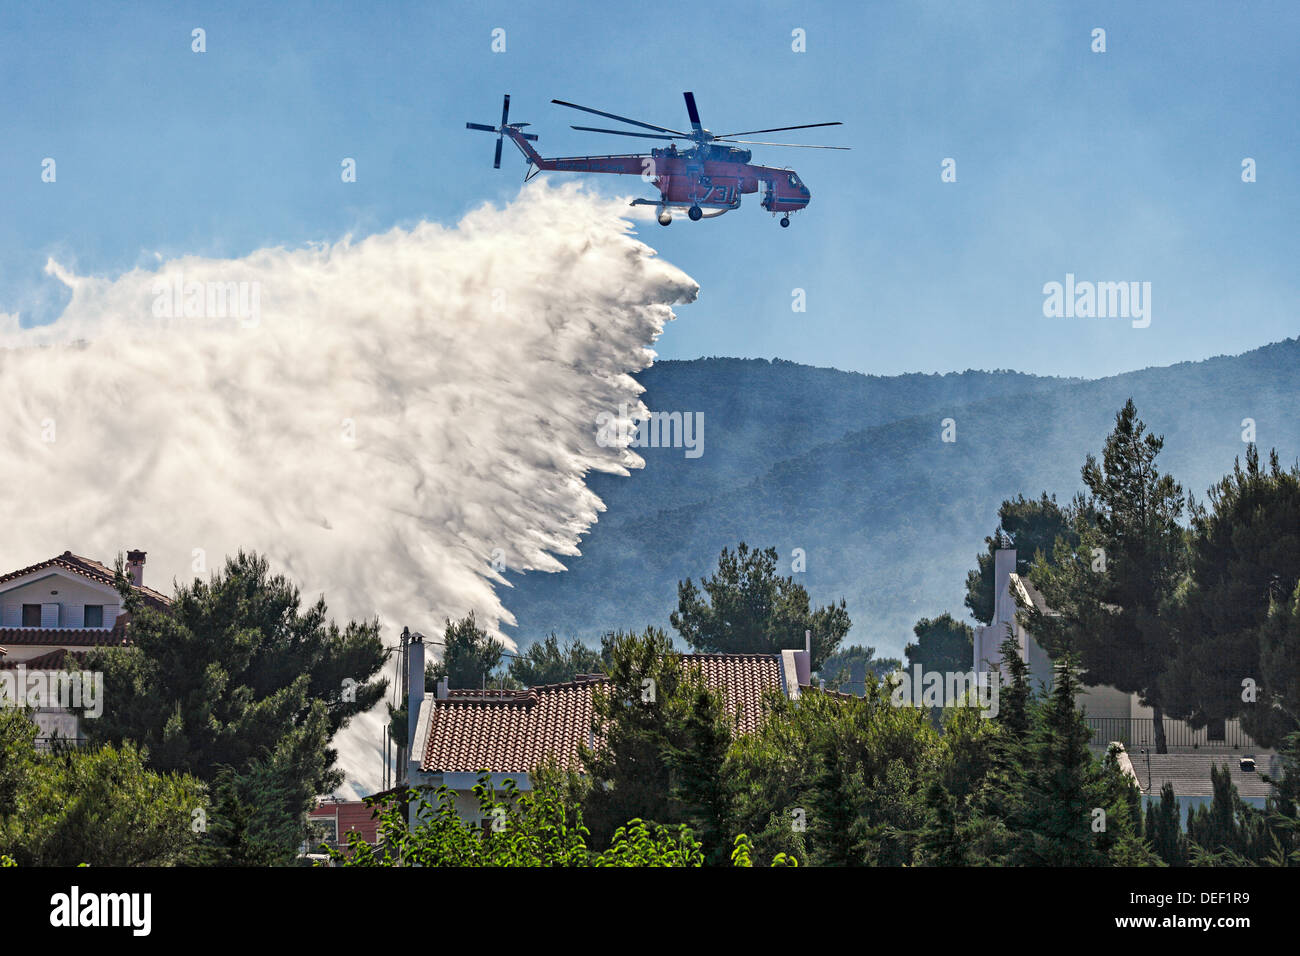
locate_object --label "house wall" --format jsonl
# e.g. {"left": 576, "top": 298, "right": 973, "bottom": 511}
{"left": 0, "top": 572, "right": 120, "bottom": 629}
{"left": 409, "top": 771, "right": 534, "bottom": 829}
{"left": 1077, "top": 682, "right": 1133, "bottom": 720}
{"left": 974, "top": 553, "right": 1054, "bottom": 693}
{"left": 978, "top": 548, "right": 1265, "bottom": 751}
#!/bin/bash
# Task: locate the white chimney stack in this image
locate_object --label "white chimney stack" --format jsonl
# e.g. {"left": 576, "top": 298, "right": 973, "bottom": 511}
{"left": 790, "top": 629, "right": 811, "bottom": 688}
{"left": 993, "top": 548, "right": 1018, "bottom": 627}
{"left": 126, "top": 550, "right": 147, "bottom": 587}
{"left": 407, "top": 631, "right": 425, "bottom": 754}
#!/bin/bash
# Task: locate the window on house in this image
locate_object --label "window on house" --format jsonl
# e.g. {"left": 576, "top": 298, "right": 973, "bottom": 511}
{"left": 22, "top": 604, "right": 41, "bottom": 627}
{"left": 308, "top": 818, "right": 338, "bottom": 847}
{"left": 83, "top": 605, "right": 104, "bottom": 628}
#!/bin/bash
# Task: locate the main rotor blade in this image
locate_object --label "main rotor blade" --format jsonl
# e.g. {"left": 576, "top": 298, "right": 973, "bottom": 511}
{"left": 684, "top": 92, "right": 703, "bottom": 133}
{"left": 466, "top": 122, "right": 497, "bottom": 132}
{"left": 493, "top": 137, "right": 503, "bottom": 168}
{"left": 501, "top": 94, "right": 511, "bottom": 128}
{"left": 714, "top": 139, "right": 851, "bottom": 149}
{"left": 551, "top": 98, "right": 687, "bottom": 136}
{"left": 570, "top": 125, "right": 683, "bottom": 141}
{"left": 712, "top": 121, "right": 842, "bottom": 138}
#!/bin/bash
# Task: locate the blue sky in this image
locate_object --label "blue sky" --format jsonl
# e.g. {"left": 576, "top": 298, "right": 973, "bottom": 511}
{"left": 2, "top": 0, "right": 1296, "bottom": 378}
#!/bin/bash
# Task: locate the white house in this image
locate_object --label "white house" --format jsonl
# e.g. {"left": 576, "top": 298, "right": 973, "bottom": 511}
{"left": 973, "top": 548, "right": 1264, "bottom": 756}
{"left": 0, "top": 550, "right": 169, "bottom": 748}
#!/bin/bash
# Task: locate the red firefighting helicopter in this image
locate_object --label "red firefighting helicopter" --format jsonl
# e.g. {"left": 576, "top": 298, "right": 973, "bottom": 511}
{"left": 467, "top": 92, "right": 848, "bottom": 227}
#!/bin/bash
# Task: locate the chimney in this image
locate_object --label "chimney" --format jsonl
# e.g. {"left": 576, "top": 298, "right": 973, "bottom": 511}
{"left": 436, "top": 676, "right": 449, "bottom": 700}
{"left": 983, "top": 548, "right": 1019, "bottom": 679}
{"left": 993, "top": 548, "right": 1017, "bottom": 626}
{"left": 792, "top": 629, "right": 812, "bottom": 687}
{"left": 407, "top": 631, "right": 425, "bottom": 757}
{"left": 126, "top": 550, "right": 147, "bottom": 587}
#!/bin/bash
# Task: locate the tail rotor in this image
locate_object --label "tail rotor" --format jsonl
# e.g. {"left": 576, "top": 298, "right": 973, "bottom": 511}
{"left": 466, "top": 94, "right": 537, "bottom": 169}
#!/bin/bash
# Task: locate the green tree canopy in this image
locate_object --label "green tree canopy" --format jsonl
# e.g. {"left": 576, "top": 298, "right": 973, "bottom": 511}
{"left": 1252, "top": 584, "right": 1300, "bottom": 745}
{"left": 574, "top": 628, "right": 734, "bottom": 861}
{"left": 1008, "top": 656, "right": 1110, "bottom": 865}
{"left": 817, "top": 645, "right": 902, "bottom": 693}
{"left": 726, "top": 677, "right": 945, "bottom": 866}
{"left": 964, "top": 493, "right": 1077, "bottom": 624}
{"left": 84, "top": 550, "right": 388, "bottom": 862}
{"left": 0, "top": 709, "right": 204, "bottom": 866}
{"left": 670, "top": 542, "right": 850, "bottom": 670}
{"left": 509, "top": 633, "right": 603, "bottom": 687}
{"left": 1025, "top": 399, "right": 1188, "bottom": 752}
{"left": 904, "top": 613, "right": 974, "bottom": 675}
{"left": 430, "top": 611, "right": 515, "bottom": 690}
{"left": 327, "top": 776, "right": 792, "bottom": 868}
{"left": 1161, "top": 446, "right": 1300, "bottom": 746}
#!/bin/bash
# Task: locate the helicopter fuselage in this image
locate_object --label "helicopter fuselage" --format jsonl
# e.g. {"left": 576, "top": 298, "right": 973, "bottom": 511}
{"left": 506, "top": 130, "right": 812, "bottom": 216}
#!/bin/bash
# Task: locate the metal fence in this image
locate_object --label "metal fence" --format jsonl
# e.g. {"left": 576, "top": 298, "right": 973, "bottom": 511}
{"left": 1085, "top": 717, "right": 1254, "bottom": 749}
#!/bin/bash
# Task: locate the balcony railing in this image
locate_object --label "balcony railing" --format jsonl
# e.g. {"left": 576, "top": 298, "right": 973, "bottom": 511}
{"left": 1085, "top": 717, "right": 1255, "bottom": 749}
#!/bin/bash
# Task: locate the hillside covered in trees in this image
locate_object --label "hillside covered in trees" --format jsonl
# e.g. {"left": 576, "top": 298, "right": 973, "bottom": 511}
{"left": 503, "top": 339, "right": 1300, "bottom": 656}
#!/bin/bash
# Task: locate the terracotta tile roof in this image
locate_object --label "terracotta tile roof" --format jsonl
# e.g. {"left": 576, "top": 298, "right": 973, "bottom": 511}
{"left": 0, "top": 626, "right": 128, "bottom": 647}
{"left": 422, "top": 676, "right": 600, "bottom": 774}
{"left": 0, "top": 648, "right": 88, "bottom": 670}
{"left": 421, "top": 653, "right": 787, "bottom": 774}
{"left": 686, "top": 653, "right": 784, "bottom": 735}
{"left": 0, "top": 551, "right": 171, "bottom": 608}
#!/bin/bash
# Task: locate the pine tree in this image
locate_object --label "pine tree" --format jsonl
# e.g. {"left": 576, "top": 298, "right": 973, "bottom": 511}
{"left": 1145, "top": 783, "right": 1188, "bottom": 866}
{"left": 993, "top": 631, "right": 1033, "bottom": 740}
{"left": 959, "top": 633, "right": 1033, "bottom": 864}
{"left": 1186, "top": 763, "right": 1268, "bottom": 862}
{"left": 1025, "top": 399, "right": 1187, "bottom": 752}
{"left": 905, "top": 613, "right": 974, "bottom": 675}
{"left": 671, "top": 542, "right": 851, "bottom": 670}
{"left": 430, "top": 612, "right": 513, "bottom": 689}
{"left": 917, "top": 705, "right": 1000, "bottom": 866}
{"left": 508, "top": 633, "right": 603, "bottom": 687}
{"left": 663, "top": 669, "right": 735, "bottom": 866}
{"left": 1161, "top": 446, "right": 1300, "bottom": 746}
{"left": 1012, "top": 654, "right": 1108, "bottom": 865}
{"left": 85, "top": 551, "right": 387, "bottom": 861}
{"left": 578, "top": 628, "right": 687, "bottom": 848}
{"left": 917, "top": 780, "right": 967, "bottom": 866}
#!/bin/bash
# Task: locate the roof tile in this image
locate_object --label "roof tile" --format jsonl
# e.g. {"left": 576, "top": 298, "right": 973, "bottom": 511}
{"left": 421, "top": 653, "right": 785, "bottom": 774}
{"left": 0, "top": 552, "right": 171, "bottom": 608}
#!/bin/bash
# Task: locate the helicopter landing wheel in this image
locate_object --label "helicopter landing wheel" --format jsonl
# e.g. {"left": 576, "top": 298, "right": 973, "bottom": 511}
{"left": 688, "top": 204, "right": 703, "bottom": 221}
{"left": 779, "top": 216, "right": 790, "bottom": 228}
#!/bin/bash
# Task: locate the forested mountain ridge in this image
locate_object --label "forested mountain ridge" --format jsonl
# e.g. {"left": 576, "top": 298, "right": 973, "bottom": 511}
{"left": 503, "top": 339, "right": 1300, "bottom": 656}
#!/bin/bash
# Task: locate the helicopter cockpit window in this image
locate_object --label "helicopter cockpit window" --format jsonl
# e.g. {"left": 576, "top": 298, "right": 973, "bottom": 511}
{"left": 788, "top": 173, "right": 801, "bottom": 188}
